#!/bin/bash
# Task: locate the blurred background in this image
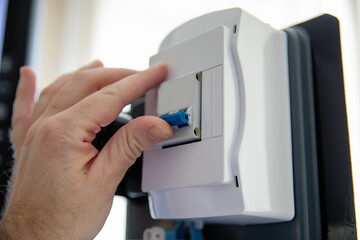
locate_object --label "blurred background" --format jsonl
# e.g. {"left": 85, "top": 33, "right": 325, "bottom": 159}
{"left": 1, "top": 0, "right": 359, "bottom": 239}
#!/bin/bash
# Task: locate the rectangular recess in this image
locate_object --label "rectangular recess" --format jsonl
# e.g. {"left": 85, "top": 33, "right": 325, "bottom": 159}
{"left": 157, "top": 72, "right": 201, "bottom": 147}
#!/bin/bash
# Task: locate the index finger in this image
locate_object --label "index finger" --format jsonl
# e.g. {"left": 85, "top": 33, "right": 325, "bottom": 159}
{"left": 66, "top": 62, "right": 167, "bottom": 133}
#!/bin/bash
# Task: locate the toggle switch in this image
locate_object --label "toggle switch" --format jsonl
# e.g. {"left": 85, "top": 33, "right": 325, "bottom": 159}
{"left": 160, "top": 110, "right": 189, "bottom": 127}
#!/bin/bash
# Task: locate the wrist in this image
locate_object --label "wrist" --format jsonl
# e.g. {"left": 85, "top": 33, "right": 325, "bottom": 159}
{"left": 0, "top": 214, "right": 20, "bottom": 240}
{"left": 0, "top": 221, "right": 12, "bottom": 240}
{"left": 0, "top": 208, "right": 44, "bottom": 240}
{"left": 0, "top": 206, "right": 73, "bottom": 240}
{"left": 0, "top": 212, "right": 35, "bottom": 240}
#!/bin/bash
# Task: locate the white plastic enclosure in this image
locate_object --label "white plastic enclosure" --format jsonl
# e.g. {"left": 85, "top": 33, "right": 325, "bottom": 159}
{"left": 143, "top": 8, "right": 294, "bottom": 224}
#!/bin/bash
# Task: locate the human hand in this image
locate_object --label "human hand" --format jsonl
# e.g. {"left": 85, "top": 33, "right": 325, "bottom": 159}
{"left": 0, "top": 61, "right": 173, "bottom": 239}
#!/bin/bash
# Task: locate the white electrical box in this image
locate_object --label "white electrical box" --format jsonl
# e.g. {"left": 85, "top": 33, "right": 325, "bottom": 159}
{"left": 143, "top": 8, "right": 294, "bottom": 224}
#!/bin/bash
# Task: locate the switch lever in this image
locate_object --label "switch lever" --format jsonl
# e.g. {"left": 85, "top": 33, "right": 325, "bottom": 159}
{"left": 160, "top": 111, "right": 189, "bottom": 127}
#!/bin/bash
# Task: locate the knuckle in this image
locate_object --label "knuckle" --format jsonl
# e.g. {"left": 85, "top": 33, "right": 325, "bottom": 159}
{"left": 121, "top": 128, "right": 144, "bottom": 165}
{"left": 72, "top": 70, "right": 87, "bottom": 82}
{"left": 36, "top": 115, "right": 69, "bottom": 142}
{"left": 100, "top": 85, "right": 117, "bottom": 97}
{"left": 100, "top": 85, "right": 125, "bottom": 106}
{"left": 12, "top": 114, "right": 27, "bottom": 128}
{"left": 38, "top": 73, "right": 71, "bottom": 99}
{"left": 37, "top": 117, "right": 58, "bottom": 139}
{"left": 19, "top": 121, "right": 39, "bottom": 149}
{"left": 73, "top": 70, "right": 101, "bottom": 90}
{"left": 25, "top": 123, "right": 37, "bottom": 141}
{"left": 39, "top": 85, "right": 54, "bottom": 99}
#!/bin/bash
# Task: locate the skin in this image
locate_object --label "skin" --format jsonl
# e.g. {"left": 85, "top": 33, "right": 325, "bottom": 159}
{"left": 0, "top": 61, "right": 173, "bottom": 239}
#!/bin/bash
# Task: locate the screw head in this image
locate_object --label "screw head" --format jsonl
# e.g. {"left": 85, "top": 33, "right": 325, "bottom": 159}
{"left": 195, "top": 72, "right": 201, "bottom": 81}
{"left": 194, "top": 127, "right": 200, "bottom": 136}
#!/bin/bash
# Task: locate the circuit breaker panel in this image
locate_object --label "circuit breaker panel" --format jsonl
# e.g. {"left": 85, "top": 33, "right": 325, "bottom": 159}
{"left": 143, "top": 8, "right": 294, "bottom": 224}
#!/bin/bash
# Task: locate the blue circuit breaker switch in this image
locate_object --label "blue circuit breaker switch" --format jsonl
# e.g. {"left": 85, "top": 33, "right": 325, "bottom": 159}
{"left": 160, "top": 111, "right": 189, "bottom": 127}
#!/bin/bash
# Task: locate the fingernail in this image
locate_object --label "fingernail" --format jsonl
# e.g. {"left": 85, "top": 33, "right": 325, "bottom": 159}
{"left": 147, "top": 126, "right": 171, "bottom": 142}
{"left": 150, "top": 61, "right": 166, "bottom": 69}
{"left": 91, "top": 60, "right": 103, "bottom": 66}
{"left": 19, "top": 66, "right": 25, "bottom": 78}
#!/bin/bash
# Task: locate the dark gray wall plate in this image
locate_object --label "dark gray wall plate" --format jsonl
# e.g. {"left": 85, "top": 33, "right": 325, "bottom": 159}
{"left": 297, "top": 14, "right": 357, "bottom": 240}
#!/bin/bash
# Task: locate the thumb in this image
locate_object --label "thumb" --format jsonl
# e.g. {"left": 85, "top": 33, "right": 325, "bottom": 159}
{"left": 89, "top": 116, "right": 173, "bottom": 185}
